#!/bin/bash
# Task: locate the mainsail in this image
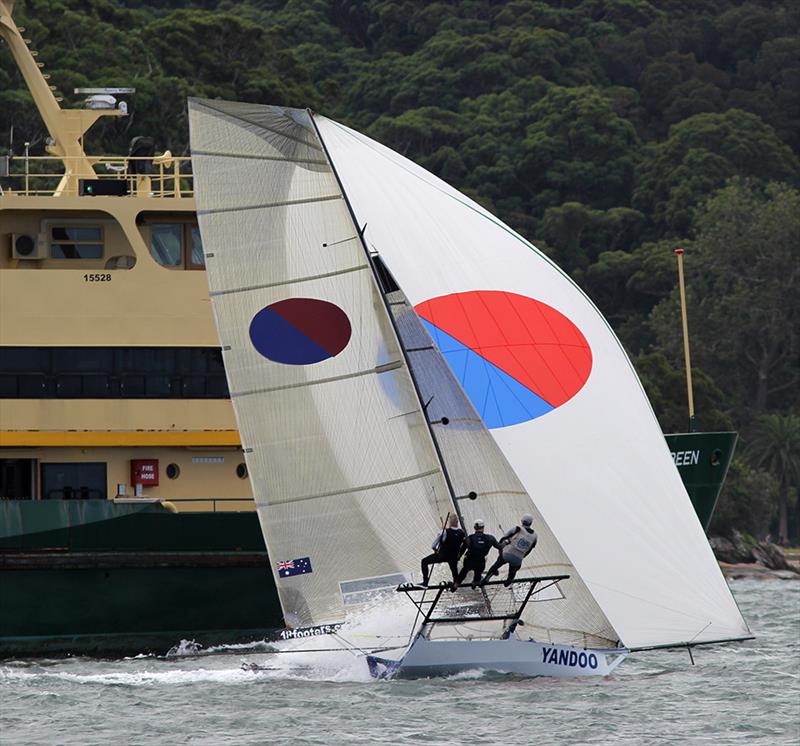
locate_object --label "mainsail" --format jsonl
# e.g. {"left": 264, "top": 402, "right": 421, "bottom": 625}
{"left": 315, "top": 115, "right": 751, "bottom": 650}
{"left": 188, "top": 100, "right": 453, "bottom": 626}
{"left": 189, "top": 99, "right": 750, "bottom": 653}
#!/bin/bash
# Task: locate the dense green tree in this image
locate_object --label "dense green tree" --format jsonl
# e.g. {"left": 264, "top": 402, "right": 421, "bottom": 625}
{"left": 633, "top": 110, "right": 799, "bottom": 235}
{"left": 747, "top": 414, "right": 800, "bottom": 544}
{"left": 517, "top": 85, "right": 638, "bottom": 213}
{"left": 633, "top": 352, "right": 733, "bottom": 434}
{"left": 650, "top": 180, "right": 799, "bottom": 417}
{"left": 709, "top": 458, "right": 777, "bottom": 539}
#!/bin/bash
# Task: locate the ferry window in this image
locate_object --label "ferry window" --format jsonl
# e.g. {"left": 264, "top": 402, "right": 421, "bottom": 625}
{"left": 41, "top": 462, "right": 107, "bottom": 500}
{"left": 189, "top": 225, "right": 205, "bottom": 268}
{"left": 166, "top": 463, "right": 180, "bottom": 480}
{"left": 0, "top": 347, "right": 231, "bottom": 399}
{"left": 150, "top": 223, "right": 183, "bottom": 266}
{"left": 50, "top": 226, "right": 104, "bottom": 259}
{"left": 0, "top": 347, "right": 49, "bottom": 372}
{"left": 53, "top": 347, "right": 113, "bottom": 373}
{"left": 0, "top": 376, "right": 16, "bottom": 397}
{"left": 149, "top": 221, "right": 204, "bottom": 269}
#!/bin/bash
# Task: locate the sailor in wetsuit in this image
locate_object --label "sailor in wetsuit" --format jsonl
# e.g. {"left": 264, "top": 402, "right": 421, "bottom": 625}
{"left": 420, "top": 514, "right": 465, "bottom": 586}
{"left": 481, "top": 514, "right": 538, "bottom": 587}
{"left": 455, "top": 519, "right": 500, "bottom": 589}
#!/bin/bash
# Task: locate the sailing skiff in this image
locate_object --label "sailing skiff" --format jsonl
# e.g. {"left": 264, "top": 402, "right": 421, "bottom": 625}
{"left": 187, "top": 100, "right": 751, "bottom": 678}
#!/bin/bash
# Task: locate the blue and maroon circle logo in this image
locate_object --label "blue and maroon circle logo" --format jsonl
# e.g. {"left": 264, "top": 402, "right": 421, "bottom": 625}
{"left": 249, "top": 297, "right": 351, "bottom": 365}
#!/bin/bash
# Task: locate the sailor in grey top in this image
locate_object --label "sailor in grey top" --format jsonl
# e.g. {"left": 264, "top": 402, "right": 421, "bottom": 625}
{"left": 480, "top": 514, "right": 538, "bottom": 587}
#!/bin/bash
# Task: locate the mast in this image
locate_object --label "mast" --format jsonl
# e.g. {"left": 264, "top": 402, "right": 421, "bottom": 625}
{"left": 307, "top": 111, "right": 465, "bottom": 529}
{"left": 674, "top": 248, "right": 696, "bottom": 432}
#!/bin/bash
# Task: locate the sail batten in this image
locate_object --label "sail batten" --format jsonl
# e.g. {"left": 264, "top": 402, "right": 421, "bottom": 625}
{"left": 192, "top": 149, "right": 328, "bottom": 165}
{"left": 198, "top": 192, "right": 342, "bottom": 216}
{"left": 229, "top": 360, "right": 404, "bottom": 399}
{"left": 259, "top": 468, "right": 444, "bottom": 508}
{"left": 208, "top": 262, "right": 368, "bottom": 298}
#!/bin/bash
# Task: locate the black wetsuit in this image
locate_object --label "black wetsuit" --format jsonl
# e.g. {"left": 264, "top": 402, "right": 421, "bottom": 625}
{"left": 421, "top": 526, "right": 466, "bottom": 585}
{"left": 456, "top": 531, "right": 500, "bottom": 587}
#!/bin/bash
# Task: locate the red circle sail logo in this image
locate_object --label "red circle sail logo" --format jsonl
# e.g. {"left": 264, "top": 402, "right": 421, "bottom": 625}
{"left": 415, "top": 291, "right": 592, "bottom": 428}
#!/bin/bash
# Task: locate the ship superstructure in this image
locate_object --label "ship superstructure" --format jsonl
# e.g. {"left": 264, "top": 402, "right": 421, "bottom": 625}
{"left": 0, "top": 0, "right": 251, "bottom": 510}
{"left": 0, "top": 1, "right": 283, "bottom": 656}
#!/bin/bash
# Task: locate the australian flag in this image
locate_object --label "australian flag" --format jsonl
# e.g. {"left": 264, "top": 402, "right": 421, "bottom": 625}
{"left": 277, "top": 556, "right": 313, "bottom": 578}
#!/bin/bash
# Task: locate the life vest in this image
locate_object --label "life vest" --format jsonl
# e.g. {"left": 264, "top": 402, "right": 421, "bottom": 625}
{"left": 503, "top": 526, "right": 537, "bottom": 562}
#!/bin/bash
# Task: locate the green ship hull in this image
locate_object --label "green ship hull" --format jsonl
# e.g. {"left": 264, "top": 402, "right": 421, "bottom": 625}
{"left": 0, "top": 501, "right": 282, "bottom": 657}
{"left": 0, "top": 431, "right": 736, "bottom": 658}
{"left": 663, "top": 431, "right": 738, "bottom": 532}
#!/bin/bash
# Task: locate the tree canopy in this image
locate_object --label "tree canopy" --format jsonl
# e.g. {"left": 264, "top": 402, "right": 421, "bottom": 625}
{"left": 2, "top": 0, "right": 798, "bottom": 540}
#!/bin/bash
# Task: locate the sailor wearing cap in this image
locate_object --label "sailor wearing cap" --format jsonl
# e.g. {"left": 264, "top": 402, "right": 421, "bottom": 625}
{"left": 454, "top": 519, "right": 501, "bottom": 590}
{"left": 481, "top": 514, "right": 538, "bottom": 587}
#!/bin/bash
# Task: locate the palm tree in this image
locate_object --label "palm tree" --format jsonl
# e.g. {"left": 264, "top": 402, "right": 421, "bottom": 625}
{"left": 747, "top": 414, "right": 800, "bottom": 545}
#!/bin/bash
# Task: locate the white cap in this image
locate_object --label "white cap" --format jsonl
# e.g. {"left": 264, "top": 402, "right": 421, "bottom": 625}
{"left": 521, "top": 514, "right": 534, "bottom": 526}
{"left": 474, "top": 519, "right": 485, "bottom": 528}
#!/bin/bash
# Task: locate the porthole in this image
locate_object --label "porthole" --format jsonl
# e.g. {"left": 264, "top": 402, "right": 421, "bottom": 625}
{"left": 236, "top": 462, "right": 248, "bottom": 479}
{"left": 166, "top": 463, "right": 180, "bottom": 480}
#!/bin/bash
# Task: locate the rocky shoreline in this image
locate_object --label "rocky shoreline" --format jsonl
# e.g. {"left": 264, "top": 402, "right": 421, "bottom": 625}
{"left": 719, "top": 561, "right": 800, "bottom": 580}
{"left": 712, "top": 532, "right": 800, "bottom": 580}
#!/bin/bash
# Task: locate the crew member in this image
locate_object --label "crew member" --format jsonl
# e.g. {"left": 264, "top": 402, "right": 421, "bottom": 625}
{"left": 481, "top": 514, "right": 538, "bottom": 587}
{"left": 455, "top": 519, "right": 500, "bottom": 589}
{"left": 420, "top": 514, "right": 465, "bottom": 586}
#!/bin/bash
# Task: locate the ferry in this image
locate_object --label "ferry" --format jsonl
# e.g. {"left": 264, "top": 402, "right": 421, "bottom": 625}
{"left": 0, "top": 1, "right": 735, "bottom": 657}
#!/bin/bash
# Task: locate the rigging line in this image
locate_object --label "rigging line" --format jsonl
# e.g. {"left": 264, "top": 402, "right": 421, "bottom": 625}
{"left": 687, "top": 621, "right": 713, "bottom": 644}
{"left": 198, "top": 193, "right": 341, "bottom": 216}
{"left": 248, "top": 644, "right": 410, "bottom": 656}
{"left": 209, "top": 262, "right": 367, "bottom": 297}
{"left": 330, "top": 631, "right": 371, "bottom": 658}
{"left": 584, "top": 578, "right": 735, "bottom": 624}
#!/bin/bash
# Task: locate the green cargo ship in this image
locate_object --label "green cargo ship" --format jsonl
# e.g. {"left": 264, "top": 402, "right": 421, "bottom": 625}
{"left": 0, "top": 430, "right": 735, "bottom": 658}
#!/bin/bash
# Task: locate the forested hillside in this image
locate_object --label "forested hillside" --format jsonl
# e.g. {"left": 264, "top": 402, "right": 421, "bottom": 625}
{"left": 2, "top": 0, "right": 798, "bottom": 541}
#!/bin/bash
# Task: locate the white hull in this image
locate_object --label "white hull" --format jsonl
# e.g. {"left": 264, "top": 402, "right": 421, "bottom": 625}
{"left": 368, "top": 638, "right": 628, "bottom": 679}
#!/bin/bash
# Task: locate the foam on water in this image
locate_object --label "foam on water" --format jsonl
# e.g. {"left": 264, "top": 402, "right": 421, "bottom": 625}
{"left": 238, "top": 592, "right": 420, "bottom": 682}
{"left": 1, "top": 579, "right": 797, "bottom": 746}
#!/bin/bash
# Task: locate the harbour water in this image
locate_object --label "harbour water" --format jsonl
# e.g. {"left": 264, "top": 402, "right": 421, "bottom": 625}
{"left": 2, "top": 578, "right": 798, "bottom": 745}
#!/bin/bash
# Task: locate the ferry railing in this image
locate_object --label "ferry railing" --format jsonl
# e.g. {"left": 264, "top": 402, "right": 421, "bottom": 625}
{"left": 0, "top": 155, "right": 194, "bottom": 198}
